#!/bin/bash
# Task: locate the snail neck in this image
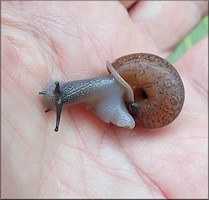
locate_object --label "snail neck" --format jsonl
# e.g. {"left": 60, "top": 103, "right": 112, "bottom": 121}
{"left": 60, "top": 75, "right": 121, "bottom": 105}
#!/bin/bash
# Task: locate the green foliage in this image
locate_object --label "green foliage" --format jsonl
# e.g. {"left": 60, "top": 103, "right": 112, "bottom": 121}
{"left": 168, "top": 15, "right": 208, "bottom": 64}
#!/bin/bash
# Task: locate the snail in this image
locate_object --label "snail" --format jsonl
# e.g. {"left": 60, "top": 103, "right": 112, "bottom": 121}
{"left": 39, "top": 53, "right": 185, "bottom": 132}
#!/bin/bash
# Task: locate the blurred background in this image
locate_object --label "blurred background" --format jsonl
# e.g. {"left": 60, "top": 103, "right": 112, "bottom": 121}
{"left": 168, "top": 15, "right": 208, "bottom": 64}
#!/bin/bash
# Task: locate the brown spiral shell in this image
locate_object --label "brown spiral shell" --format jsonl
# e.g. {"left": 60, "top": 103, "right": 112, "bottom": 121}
{"left": 111, "top": 53, "right": 185, "bottom": 128}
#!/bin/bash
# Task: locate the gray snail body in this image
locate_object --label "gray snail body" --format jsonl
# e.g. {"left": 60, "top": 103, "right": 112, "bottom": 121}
{"left": 39, "top": 53, "right": 185, "bottom": 132}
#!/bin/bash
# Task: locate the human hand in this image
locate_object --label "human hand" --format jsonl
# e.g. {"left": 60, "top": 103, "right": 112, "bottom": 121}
{"left": 2, "top": 1, "right": 208, "bottom": 198}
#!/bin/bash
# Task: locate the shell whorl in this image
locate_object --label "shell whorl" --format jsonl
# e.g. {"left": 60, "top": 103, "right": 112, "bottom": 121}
{"left": 111, "top": 53, "right": 185, "bottom": 128}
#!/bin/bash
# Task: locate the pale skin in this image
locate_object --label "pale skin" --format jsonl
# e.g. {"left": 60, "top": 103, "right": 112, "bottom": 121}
{"left": 1, "top": 1, "right": 208, "bottom": 198}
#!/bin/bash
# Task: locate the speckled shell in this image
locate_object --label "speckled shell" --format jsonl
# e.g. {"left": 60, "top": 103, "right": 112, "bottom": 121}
{"left": 111, "top": 53, "right": 185, "bottom": 128}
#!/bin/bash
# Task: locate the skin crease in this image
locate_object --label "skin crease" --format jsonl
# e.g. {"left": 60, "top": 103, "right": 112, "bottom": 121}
{"left": 1, "top": 1, "right": 208, "bottom": 199}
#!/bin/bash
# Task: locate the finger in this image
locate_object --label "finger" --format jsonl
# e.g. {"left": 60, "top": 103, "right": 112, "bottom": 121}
{"left": 175, "top": 36, "right": 208, "bottom": 98}
{"left": 128, "top": 1, "right": 208, "bottom": 53}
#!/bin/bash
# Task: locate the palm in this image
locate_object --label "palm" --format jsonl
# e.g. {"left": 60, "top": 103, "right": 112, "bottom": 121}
{"left": 2, "top": 1, "right": 207, "bottom": 198}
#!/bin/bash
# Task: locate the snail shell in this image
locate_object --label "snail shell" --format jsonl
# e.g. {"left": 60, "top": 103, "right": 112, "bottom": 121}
{"left": 110, "top": 53, "right": 185, "bottom": 128}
